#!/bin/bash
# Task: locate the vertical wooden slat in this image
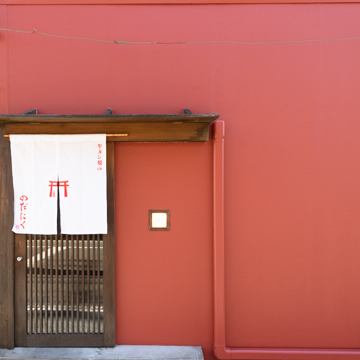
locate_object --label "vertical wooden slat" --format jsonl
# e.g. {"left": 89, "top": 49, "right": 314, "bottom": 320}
{"left": 87, "top": 235, "right": 90, "bottom": 334}
{"left": 63, "top": 234, "right": 66, "bottom": 333}
{"left": 39, "top": 235, "right": 44, "bottom": 334}
{"left": 55, "top": 234, "right": 59, "bottom": 334}
{"left": 25, "top": 236, "right": 28, "bottom": 334}
{"left": 50, "top": 235, "right": 53, "bottom": 334}
{"left": 25, "top": 236, "right": 27, "bottom": 334}
{"left": 39, "top": 235, "right": 42, "bottom": 334}
{"left": 45, "top": 235, "right": 49, "bottom": 333}
{"left": 26, "top": 235, "right": 29, "bottom": 334}
{"left": 29, "top": 235, "right": 33, "bottom": 334}
{"left": 97, "top": 234, "right": 100, "bottom": 334}
{"left": 76, "top": 235, "right": 80, "bottom": 333}
{"left": 81, "top": 234, "right": 85, "bottom": 333}
{"left": 34, "top": 235, "right": 38, "bottom": 334}
{"left": 100, "top": 241, "right": 102, "bottom": 334}
{"left": 72, "top": 235, "right": 75, "bottom": 333}
{"left": 61, "top": 234, "right": 64, "bottom": 333}
{"left": 92, "top": 234, "right": 96, "bottom": 333}
{"left": 33, "top": 235, "right": 36, "bottom": 334}
{"left": 59, "top": 235, "right": 62, "bottom": 333}
{"left": 39, "top": 235, "right": 43, "bottom": 333}
{"left": 94, "top": 234, "right": 97, "bottom": 334}
{"left": 95, "top": 235, "right": 98, "bottom": 334}
{"left": 66, "top": 235, "right": 70, "bottom": 334}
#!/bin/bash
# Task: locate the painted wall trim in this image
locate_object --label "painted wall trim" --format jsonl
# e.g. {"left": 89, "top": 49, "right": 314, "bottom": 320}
{"left": 212, "top": 121, "right": 360, "bottom": 359}
{"left": 1, "top": 0, "right": 360, "bottom": 4}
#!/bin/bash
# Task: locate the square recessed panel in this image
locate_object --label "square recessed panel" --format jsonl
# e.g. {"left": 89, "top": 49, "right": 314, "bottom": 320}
{"left": 149, "top": 210, "right": 170, "bottom": 230}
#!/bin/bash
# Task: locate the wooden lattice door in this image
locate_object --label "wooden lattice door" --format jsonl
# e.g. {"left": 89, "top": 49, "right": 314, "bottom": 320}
{"left": 14, "top": 233, "right": 114, "bottom": 346}
{"left": 13, "top": 144, "right": 115, "bottom": 347}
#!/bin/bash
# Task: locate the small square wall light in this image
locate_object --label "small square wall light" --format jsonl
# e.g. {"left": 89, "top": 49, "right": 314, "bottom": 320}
{"left": 149, "top": 210, "right": 170, "bottom": 231}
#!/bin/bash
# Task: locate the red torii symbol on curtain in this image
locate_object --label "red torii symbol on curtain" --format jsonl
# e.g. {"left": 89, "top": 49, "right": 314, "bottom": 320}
{"left": 49, "top": 180, "right": 70, "bottom": 197}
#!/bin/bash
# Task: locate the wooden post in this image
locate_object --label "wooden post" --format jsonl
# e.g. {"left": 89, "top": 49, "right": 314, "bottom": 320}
{"left": 0, "top": 124, "right": 15, "bottom": 348}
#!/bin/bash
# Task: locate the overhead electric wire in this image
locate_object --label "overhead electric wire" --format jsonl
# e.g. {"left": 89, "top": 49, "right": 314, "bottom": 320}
{"left": 1, "top": 26, "right": 360, "bottom": 46}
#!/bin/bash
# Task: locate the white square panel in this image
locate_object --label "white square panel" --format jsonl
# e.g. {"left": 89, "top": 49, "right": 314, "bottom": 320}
{"left": 149, "top": 210, "right": 170, "bottom": 230}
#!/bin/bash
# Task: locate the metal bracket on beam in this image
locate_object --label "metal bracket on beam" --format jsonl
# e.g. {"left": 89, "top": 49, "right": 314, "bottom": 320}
{"left": 183, "top": 108, "right": 192, "bottom": 115}
{"left": 23, "top": 109, "right": 38, "bottom": 115}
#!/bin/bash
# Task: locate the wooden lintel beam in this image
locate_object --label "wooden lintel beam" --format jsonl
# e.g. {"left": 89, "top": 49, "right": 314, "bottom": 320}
{"left": 0, "top": 113, "right": 219, "bottom": 142}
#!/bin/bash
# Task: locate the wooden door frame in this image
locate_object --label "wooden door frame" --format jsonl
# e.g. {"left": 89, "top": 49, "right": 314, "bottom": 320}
{"left": 0, "top": 124, "right": 15, "bottom": 348}
{"left": 0, "top": 112, "right": 218, "bottom": 348}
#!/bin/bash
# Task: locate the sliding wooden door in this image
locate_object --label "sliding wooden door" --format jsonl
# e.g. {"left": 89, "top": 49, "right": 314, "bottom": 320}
{"left": 14, "top": 143, "right": 115, "bottom": 347}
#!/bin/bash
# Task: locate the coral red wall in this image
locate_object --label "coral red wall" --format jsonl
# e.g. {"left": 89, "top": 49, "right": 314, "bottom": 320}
{"left": 115, "top": 143, "right": 213, "bottom": 356}
{"left": 2, "top": 4, "right": 360, "bottom": 359}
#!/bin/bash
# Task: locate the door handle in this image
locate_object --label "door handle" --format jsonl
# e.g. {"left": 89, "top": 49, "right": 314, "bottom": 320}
{"left": 16, "top": 256, "right": 23, "bottom": 262}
